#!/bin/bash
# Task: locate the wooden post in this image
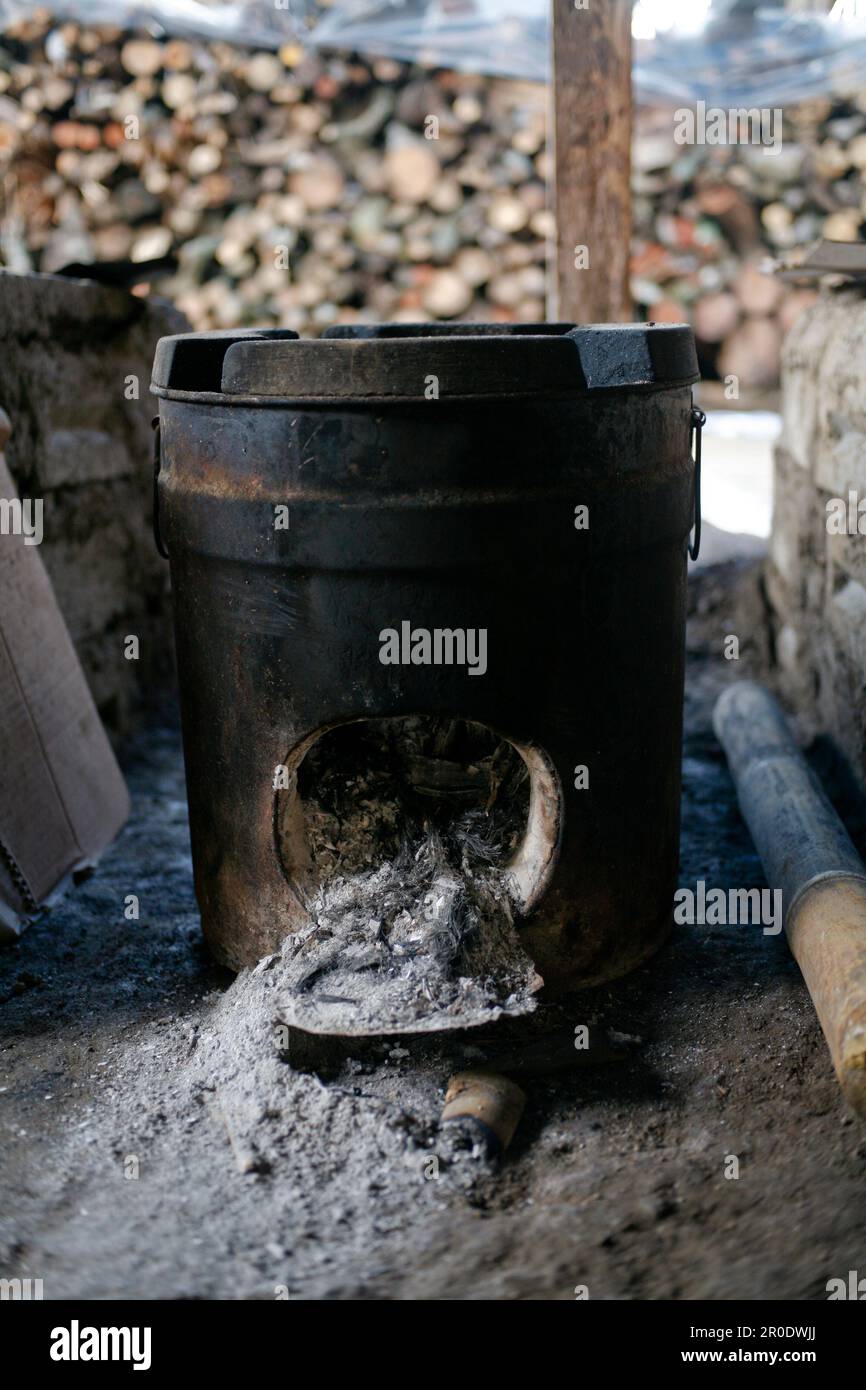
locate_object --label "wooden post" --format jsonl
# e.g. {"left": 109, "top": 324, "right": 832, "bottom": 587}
{"left": 551, "top": 0, "right": 633, "bottom": 323}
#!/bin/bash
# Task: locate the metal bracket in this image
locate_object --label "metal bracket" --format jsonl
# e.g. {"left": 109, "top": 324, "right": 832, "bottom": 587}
{"left": 152, "top": 416, "right": 168, "bottom": 559}
{"left": 688, "top": 404, "right": 706, "bottom": 562}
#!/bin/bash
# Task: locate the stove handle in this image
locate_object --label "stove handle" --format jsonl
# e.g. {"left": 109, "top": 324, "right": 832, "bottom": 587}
{"left": 688, "top": 404, "right": 706, "bottom": 563}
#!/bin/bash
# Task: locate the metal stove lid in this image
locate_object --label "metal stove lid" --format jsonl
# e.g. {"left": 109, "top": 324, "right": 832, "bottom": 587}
{"left": 151, "top": 321, "right": 698, "bottom": 403}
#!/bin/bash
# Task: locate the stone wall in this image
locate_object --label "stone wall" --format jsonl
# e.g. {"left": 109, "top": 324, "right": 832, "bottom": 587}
{"left": 0, "top": 271, "right": 187, "bottom": 732}
{"left": 767, "top": 288, "right": 866, "bottom": 782}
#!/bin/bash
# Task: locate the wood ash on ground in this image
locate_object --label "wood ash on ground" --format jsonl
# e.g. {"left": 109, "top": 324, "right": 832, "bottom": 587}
{"left": 274, "top": 716, "right": 543, "bottom": 1036}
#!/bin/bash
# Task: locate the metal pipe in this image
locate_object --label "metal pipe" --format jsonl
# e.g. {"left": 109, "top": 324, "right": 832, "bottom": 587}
{"left": 714, "top": 680, "right": 866, "bottom": 1117}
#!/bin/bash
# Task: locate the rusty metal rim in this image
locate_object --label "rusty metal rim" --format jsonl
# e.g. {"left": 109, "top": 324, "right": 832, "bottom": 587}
{"left": 150, "top": 380, "right": 698, "bottom": 406}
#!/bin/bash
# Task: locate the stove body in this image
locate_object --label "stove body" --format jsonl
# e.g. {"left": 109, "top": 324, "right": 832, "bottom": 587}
{"left": 152, "top": 322, "right": 700, "bottom": 989}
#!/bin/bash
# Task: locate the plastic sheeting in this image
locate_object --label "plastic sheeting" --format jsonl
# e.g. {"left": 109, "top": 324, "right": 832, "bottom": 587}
{"left": 0, "top": 1, "right": 308, "bottom": 50}
{"left": 311, "top": 1, "right": 550, "bottom": 83}
{"left": 633, "top": 6, "right": 866, "bottom": 108}
{"left": 4, "top": 1, "right": 866, "bottom": 108}
{"left": 311, "top": 2, "right": 866, "bottom": 104}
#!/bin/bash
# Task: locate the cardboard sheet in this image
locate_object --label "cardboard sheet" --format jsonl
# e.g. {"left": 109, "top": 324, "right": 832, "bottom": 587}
{"left": 0, "top": 413, "right": 130, "bottom": 939}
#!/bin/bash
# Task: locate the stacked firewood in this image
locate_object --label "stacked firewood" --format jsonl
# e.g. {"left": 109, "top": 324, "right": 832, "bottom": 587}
{"left": 2, "top": 12, "right": 863, "bottom": 387}
{"left": 0, "top": 15, "right": 550, "bottom": 332}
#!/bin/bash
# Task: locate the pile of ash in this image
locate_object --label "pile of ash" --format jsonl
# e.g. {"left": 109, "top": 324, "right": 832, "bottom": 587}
{"left": 275, "top": 716, "right": 543, "bottom": 1036}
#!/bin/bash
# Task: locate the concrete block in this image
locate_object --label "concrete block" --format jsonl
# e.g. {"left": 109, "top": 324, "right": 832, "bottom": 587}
{"left": 0, "top": 271, "right": 189, "bottom": 732}
{"left": 778, "top": 294, "right": 847, "bottom": 470}
{"left": 41, "top": 429, "right": 134, "bottom": 489}
{"left": 769, "top": 446, "right": 826, "bottom": 592}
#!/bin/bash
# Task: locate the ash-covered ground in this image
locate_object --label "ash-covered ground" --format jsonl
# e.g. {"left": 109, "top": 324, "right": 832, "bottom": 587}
{"left": 2, "top": 558, "right": 866, "bottom": 1301}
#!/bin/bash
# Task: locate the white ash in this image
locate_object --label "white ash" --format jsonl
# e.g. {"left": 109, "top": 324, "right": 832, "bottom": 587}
{"left": 189, "top": 949, "right": 505, "bottom": 1200}
{"left": 276, "top": 717, "right": 542, "bottom": 1036}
